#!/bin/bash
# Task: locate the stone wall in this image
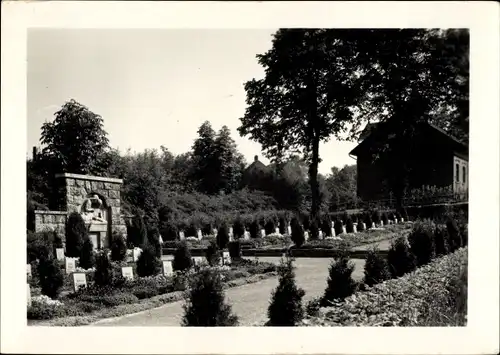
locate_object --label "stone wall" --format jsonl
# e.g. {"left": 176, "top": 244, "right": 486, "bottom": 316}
{"left": 34, "top": 210, "right": 67, "bottom": 236}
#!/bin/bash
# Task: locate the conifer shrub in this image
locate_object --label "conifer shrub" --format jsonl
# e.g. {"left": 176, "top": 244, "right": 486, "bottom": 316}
{"left": 249, "top": 219, "right": 260, "bottom": 239}
{"left": 205, "top": 240, "right": 221, "bottom": 266}
{"left": 290, "top": 218, "right": 305, "bottom": 247}
{"left": 459, "top": 223, "right": 468, "bottom": 247}
{"left": 302, "top": 217, "right": 311, "bottom": 233}
{"left": 371, "top": 210, "right": 381, "bottom": 226}
{"left": 79, "top": 237, "right": 95, "bottom": 270}
{"left": 321, "top": 216, "right": 332, "bottom": 237}
{"left": 408, "top": 220, "right": 436, "bottom": 267}
{"left": 27, "top": 231, "right": 54, "bottom": 263}
{"left": 65, "top": 212, "right": 87, "bottom": 257}
{"left": 161, "top": 223, "right": 179, "bottom": 242}
{"left": 182, "top": 268, "right": 238, "bottom": 326}
{"left": 387, "top": 236, "right": 417, "bottom": 278}
{"left": 37, "top": 257, "right": 64, "bottom": 299}
{"left": 309, "top": 219, "right": 320, "bottom": 239}
{"left": 356, "top": 219, "right": 365, "bottom": 232}
{"left": 434, "top": 224, "right": 449, "bottom": 257}
{"left": 279, "top": 216, "right": 287, "bottom": 235}
{"left": 147, "top": 230, "right": 163, "bottom": 258}
{"left": 381, "top": 212, "right": 389, "bottom": 225}
{"left": 364, "top": 212, "right": 373, "bottom": 229}
{"left": 446, "top": 217, "right": 463, "bottom": 252}
{"left": 228, "top": 240, "right": 242, "bottom": 260}
{"left": 202, "top": 222, "right": 213, "bottom": 237}
{"left": 345, "top": 217, "right": 354, "bottom": 233}
{"left": 216, "top": 224, "right": 229, "bottom": 249}
{"left": 94, "top": 251, "right": 114, "bottom": 287}
{"left": 136, "top": 244, "right": 162, "bottom": 277}
{"left": 264, "top": 219, "right": 276, "bottom": 235}
{"left": 320, "top": 251, "right": 356, "bottom": 306}
{"left": 233, "top": 217, "right": 245, "bottom": 239}
{"left": 267, "top": 258, "right": 305, "bottom": 326}
{"left": 334, "top": 218, "right": 343, "bottom": 236}
{"left": 127, "top": 215, "right": 147, "bottom": 248}
{"left": 186, "top": 223, "right": 198, "bottom": 238}
{"left": 363, "top": 247, "right": 391, "bottom": 287}
{"left": 173, "top": 241, "right": 193, "bottom": 272}
{"left": 110, "top": 232, "right": 127, "bottom": 262}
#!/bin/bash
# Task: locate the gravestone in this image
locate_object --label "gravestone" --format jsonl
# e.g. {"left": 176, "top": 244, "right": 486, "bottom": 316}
{"left": 56, "top": 248, "right": 65, "bottom": 261}
{"left": 162, "top": 260, "right": 173, "bottom": 276}
{"left": 72, "top": 272, "right": 87, "bottom": 292}
{"left": 212, "top": 228, "right": 218, "bottom": 236}
{"left": 222, "top": 251, "right": 231, "bottom": 265}
{"left": 65, "top": 257, "right": 76, "bottom": 274}
{"left": 287, "top": 225, "right": 292, "bottom": 235}
{"left": 179, "top": 231, "right": 185, "bottom": 240}
{"left": 353, "top": 224, "right": 357, "bottom": 233}
{"left": 27, "top": 284, "right": 31, "bottom": 307}
{"left": 229, "top": 227, "right": 233, "bottom": 237}
{"left": 126, "top": 249, "right": 134, "bottom": 263}
{"left": 342, "top": 226, "right": 347, "bottom": 235}
{"left": 401, "top": 218, "right": 405, "bottom": 223}
{"left": 197, "top": 229, "right": 203, "bottom": 240}
{"left": 121, "top": 266, "right": 134, "bottom": 280}
{"left": 331, "top": 228, "right": 336, "bottom": 237}
{"left": 304, "top": 231, "right": 309, "bottom": 241}
{"left": 362, "top": 222, "right": 367, "bottom": 230}
{"left": 133, "top": 248, "right": 142, "bottom": 262}
{"left": 275, "top": 227, "right": 280, "bottom": 234}
{"left": 243, "top": 231, "right": 250, "bottom": 240}
{"left": 193, "top": 256, "right": 204, "bottom": 266}
{"left": 282, "top": 252, "right": 287, "bottom": 259}
{"left": 318, "top": 230, "right": 323, "bottom": 239}
{"left": 261, "top": 229, "right": 266, "bottom": 238}
{"left": 159, "top": 234, "right": 164, "bottom": 244}
{"left": 27, "top": 264, "right": 32, "bottom": 278}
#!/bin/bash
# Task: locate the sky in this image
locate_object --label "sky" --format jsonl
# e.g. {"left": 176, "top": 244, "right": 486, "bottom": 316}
{"left": 27, "top": 29, "right": 358, "bottom": 175}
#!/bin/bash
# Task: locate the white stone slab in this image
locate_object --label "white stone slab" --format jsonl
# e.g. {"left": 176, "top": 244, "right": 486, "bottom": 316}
{"left": 304, "top": 231, "right": 309, "bottom": 241}
{"left": 222, "top": 251, "right": 231, "bottom": 265}
{"left": 179, "top": 231, "right": 185, "bottom": 240}
{"left": 56, "top": 248, "right": 65, "bottom": 261}
{"left": 353, "top": 224, "right": 357, "bottom": 233}
{"left": 197, "top": 229, "right": 203, "bottom": 240}
{"left": 275, "top": 227, "right": 280, "bottom": 234}
{"left": 244, "top": 231, "right": 250, "bottom": 240}
{"left": 162, "top": 260, "right": 173, "bottom": 276}
{"left": 133, "top": 248, "right": 142, "bottom": 262}
{"left": 331, "top": 228, "right": 336, "bottom": 237}
{"left": 72, "top": 272, "right": 87, "bottom": 292}
{"left": 287, "top": 225, "right": 292, "bottom": 235}
{"left": 121, "top": 266, "right": 134, "bottom": 280}
{"left": 261, "top": 229, "right": 266, "bottom": 238}
{"left": 342, "top": 226, "right": 347, "bottom": 234}
{"left": 65, "top": 257, "right": 76, "bottom": 274}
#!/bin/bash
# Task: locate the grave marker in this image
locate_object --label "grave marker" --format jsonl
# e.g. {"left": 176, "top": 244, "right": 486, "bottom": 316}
{"left": 304, "top": 231, "right": 309, "bottom": 241}
{"left": 287, "top": 225, "right": 292, "bottom": 235}
{"left": 179, "top": 231, "right": 185, "bottom": 240}
{"left": 126, "top": 249, "right": 134, "bottom": 263}
{"left": 353, "top": 224, "right": 357, "bottom": 233}
{"left": 275, "top": 227, "right": 280, "bottom": 234}
{"left": 342, "top": 226, "right": 347, "bottom": 234}
{"left": 121, "top": 266, "right": 134, "bottom": 280}
{"left": 331, "top": 228, "right": 336, "bottom": 237}
{"left": 244, "top": 231, "right": 250, "bottom": 240}
{"left": 133, "top": 248, "right": 142, "bottom": 262}
{"left": 222, "top": 251, "right": 231, "bottom": 265}
{"left": 197, "top": 229, "right": 203, "bottom": 240}
{"left": 162, "top": 261, "right": 173, "bottom": 276}
{"left": 27, "top": 284, "right": 31, "bottom": 307}
{"left": 318, "top": 230, "right": 323, "bottom": 239}
{"left": 65, "top": 257, "right": 76, "bottom": 274}
{"left": 261, "top": 229, "right": 266, "bottom": 238}
{"left": 72, "top": 272, "right": 87, "bottom": 292}
{"left": 56, "top": 248, "right": 65, "bottom": 261}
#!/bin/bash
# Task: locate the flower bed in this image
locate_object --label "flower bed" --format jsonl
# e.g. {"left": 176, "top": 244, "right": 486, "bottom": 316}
{"left": 302, "top": 247, "right": 467, "bottom": 326}
{"left": 28, "top": 258, "right": 278, "bottom": 325}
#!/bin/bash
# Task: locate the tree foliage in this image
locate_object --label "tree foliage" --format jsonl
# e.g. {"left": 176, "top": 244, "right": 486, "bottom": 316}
{"left": 65, "top": 212, "right": 87, "bottom": 257}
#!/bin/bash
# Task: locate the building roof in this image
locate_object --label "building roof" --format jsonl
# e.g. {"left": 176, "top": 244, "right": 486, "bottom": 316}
{"left": 349, "top": 120, "right": 468, "bottom": 157}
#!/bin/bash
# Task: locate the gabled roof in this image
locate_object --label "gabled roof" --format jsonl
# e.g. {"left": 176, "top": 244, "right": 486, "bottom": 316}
{"left": 349, "top": 120, "right": 468, "bottom": 157}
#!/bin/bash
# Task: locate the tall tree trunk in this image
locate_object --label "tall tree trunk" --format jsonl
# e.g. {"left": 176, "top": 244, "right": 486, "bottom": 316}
{"left": 309, "top": 136, "right": 320, "bottom": 225}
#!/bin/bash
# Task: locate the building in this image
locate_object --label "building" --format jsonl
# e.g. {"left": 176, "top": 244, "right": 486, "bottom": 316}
{"left": 349, "top": 121, "right": 469, "bottom": 202}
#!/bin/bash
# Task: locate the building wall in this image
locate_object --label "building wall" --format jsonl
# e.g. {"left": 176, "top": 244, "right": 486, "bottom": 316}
{"left": 34, "top": 210, "right": 67, "bottom": 236}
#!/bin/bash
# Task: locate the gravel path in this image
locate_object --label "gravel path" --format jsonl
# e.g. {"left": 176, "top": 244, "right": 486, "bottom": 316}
{"left": 91, "top": 258, "right": 366, "bottom": 327}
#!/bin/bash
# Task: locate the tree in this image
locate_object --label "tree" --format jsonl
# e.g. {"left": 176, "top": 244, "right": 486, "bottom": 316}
{"left": 267, "top": 258, "right": 305, "bottom": 326}
{"left": 213, "top": 126, "right": 246, "bottom": 193}
{"left": 321, "top": 251, "right": 356, "bottom": 306}
{"left": 94, "top": 251, "right": 113, "bottom": 287}
{"left": 173, "top": 241, "right": 193, "bottom": 272}
{"left": 127, "top": 215, "right": 147, "bottom": 248}
{"left": 79, "top": 237, "right": 95, "bottom": 270}
{"left": 65, "top": 212, "right": 87, "bottom": 257}
{"left": 191, "top": 121, "right": 219, "bottom": 194}
{"left": 387, "top": 236, "right": 417, "bottom": 278}
{"left": 290, "top": 217, "right": 305, "bottom": 247}
{"left": 37, "top": 257, "right": 64, "bottom": 299}
{"left": 326, "top": 164, "right": 358, "bottom": 210}
{"left": 110, "top": 233, "right": 127, "bottom": 262}
{"left": 40, "top": 99, "right": 109, "bottom": 174}
{"left": 136, "top": 244, "right": 162, "bottom": 277}
{"left": 363, "top": 247, "right": 391, "bottom": 287}
{"left": 182, "top": 268, "right": 239, "bottom": 326}
{"left": 239, "top": 30, "right": 365, "bottom": 224}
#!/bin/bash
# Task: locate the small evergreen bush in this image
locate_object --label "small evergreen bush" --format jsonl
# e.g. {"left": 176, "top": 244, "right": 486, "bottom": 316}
{"left": 37, "top": 257, "right": 64, "bottom": 299}
{"left": 408, "top": 220, "right": 436, "bottom": 267}
{"left": 363, "top": 247, "right": 390, "bottom": 287}
{"left": 216, "top": 224, "right": 229, "bottom": 249}
{"left": 65, "top": 212, "right": 87, "bottom": 257}
{"left": 446, "top": 217, "right": 463, "bottom": 252}
{"left": 161, "top": 223, "right": 179, "bottom": 242}
{"left": 79, "top": 237, "right": 95, "bottom": 270}
{"left": 249, "top": 220, "right": 260, "bottom": 239}
{"left": 381, "top": 212, "right": 389, "bottom": 225}
{"left": 309, "top": 219, "right": 320, "bottom": 239}
{"left": 201, "top": 222, "right": 213, "bottom": 237}
{"left": 186, "top": 223, "right": 198, "bottom": 238}
{"left": 264, "top": 219, "right": 276, "bottom": 235}
{"left": 233, "top": 217, "right": 245, "bottom": 239}
{"left": 345, "top": 217, "right": 354, "bottom": 233}
{"left": 334, "top": 218, "right": 343, "bottom": 236}
{"left": 357, "top": 219, "right": 365, "bottom": 232}
{"left": 434, "top": 224, "right": 449, "bottom": 257}
{"left": 290, "top": 218, "right": 305, "bottom": 247}
{"left": 147, "top": 229, "right": 163, "bottom": 258}
{"left": 321, "top": 252, "right": 356, "bottom": 306}
{"left": 267, "top": 258, "right": 305, "bottom": 326}
{"left": 173, "top": 241, "right": 193, "bottom": 272}
{"left": 110, "top": 232, "right": 127, "bottom": 262}
{"left": 279, "top": 216, "right": 287, "bottom": 235}
{"left": 136, "top": 244, "right": 162, "bottom": 277}
{"left": 228, "top": 240, "right": 242, "bottom": 260}
{"left": 371, "top": 210, "right": 381, "bottom": 226}
{"left": 94, "top": 251, "right": 113, "bottom": 287}
{"left": 387, "top": 236, "right": 416, "bottom": 278}
{"left": 321, "top": 217, "right": 332, "bottom": 237}
{"left": 205, "top": 240, "right": 221, "bottom": 266}
{"left": 127, "top": 215, "right": 147, "bottom": 248}
{"left": 364, "top": 213, "right": 373, "bottom": 229}
{"left": 182, "top": 268, "right": 238, "bottom": 326}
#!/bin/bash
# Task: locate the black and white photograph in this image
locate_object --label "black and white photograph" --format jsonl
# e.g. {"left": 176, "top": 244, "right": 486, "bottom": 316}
{"left": 1, "top": 2, "right": 499, "bottom": 355}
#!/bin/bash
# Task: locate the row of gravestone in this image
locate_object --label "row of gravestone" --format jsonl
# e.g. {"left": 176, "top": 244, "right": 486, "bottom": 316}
{"left": 27, "top": 250, "right": 232, "bottom": 307}
{"left": 172, "top": 218, "right": 404, "bottom": 242}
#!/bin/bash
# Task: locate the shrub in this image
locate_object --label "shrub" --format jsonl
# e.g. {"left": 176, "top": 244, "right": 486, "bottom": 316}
{"left": 321, "top": 252, "right": 356, "bottom": 306}
{"left": 356, "top": 219, "right": 365, "bottom": 232}
{"left": 233, "top": 217, "right": 245, "bottom": 239}
{"left": 345, "top": 217, "right": 354, "bottom": 233}
{"left": 216, "top": 224, "right": 229, "bottom": 249}
{"left": 127, "top": 215, "right": 147, "bottom": 248}
{"left": 434, "top": 224, "right": 449, "bottom": 257}
{"left": 381, "top": 212, "right": 389, "bottom": 225}
{"left": 202, "top": 222, "right": 213, "bottom": 237}
{"left": 27, "top": 231, "right": 54, "bottom": 263}
{"left": 146, "top": 231, "right": 163, "bottom": 259}
{"left": 185, "top": 223, "right": 198, "bottom": 238}
{"left": 371, "top": 210, "right": 381, "bottom": 225}
{"left": 136, "top": 244, "right": 162, "bottom": 277}
{"left": 267, "top": 258, "right": 305, "bottom": 326}
{"left": 363, "top": 247, "right": 391, "bottom": 287}
{"left": 309, "top": 220, "right": 320, "bottom": 239}
{"left": 182, "top": 268, "right": 238, "bottom": 326}
{"left": 334, "top": 219, "right": 343, "bottom": 236}
{"left": 79, "top": 237, "right": 95, "bottom": 270}
{"left": 408, "top": 220, "right": 436, "bottom": 267}
{"left": 249, "top": 220, "right": 260, "bottom": 239}
{"left": 302, "top": 216, "right": 311, "bottom": 232}
{"left": 65, "top": 212, "right": 87, "bottom": 257}
{"left": 278, "top": 216, "right": 287, "bottom": 235}
{"left": 173, "top": 241, "right": 192, "bottom": 272}
{"left": 305, "top": 297, "right": 322, "bottom": 317}
{"left": 264, "top": 219, "right": 276, "bottom": 235}
{"left": 459, "top": 223, "right": 468, "bottom": 247}
{"left": 27, "top": 301, "right": 63, "bottom": 320}
{"left": 78, "top": 291, "right": 139, "bottom": 306}
{"left": 321, "top": 217, "right": 332, "bottom": 237}
{"left": 94, "top": 251, "right": 113, "bottom": 287}
{"left": 205, "top": 240, "right": 221, "bottom": 266}
{"left": 228, "top": 240, "right": 242, "bottom": 260}
{"left": 364, "top": 213, "right": 373, "bottom": 230}
{"left": 161, "top": 223, "right": 179, "bottom": 242}
{"left": 290, "top": 218, "right": 305, "bottom": 247}
{"left": 110, "top": 233, "right": 127, "bottom": 262}
{"left": 37, "top": 257, "right": 64, "bottom": 299}
{"left": 446, "top": 217, "right": 463, "bottom": 252}
{"left": 387, "top": 236, "right": 417, "bottom": 278}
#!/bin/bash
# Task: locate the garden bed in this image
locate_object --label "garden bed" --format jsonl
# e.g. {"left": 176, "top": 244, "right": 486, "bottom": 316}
{"left": 301, "top": 247, "right": 468, "bottom": 326}
{"left": 28, "top": 258, "right": 278, "bottom": 326}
